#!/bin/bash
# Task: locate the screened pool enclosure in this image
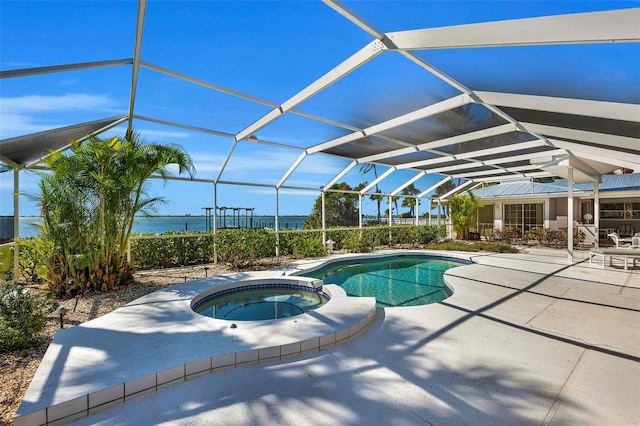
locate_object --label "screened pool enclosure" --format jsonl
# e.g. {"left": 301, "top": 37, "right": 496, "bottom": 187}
{"left": 1, "top": 1, "right": 639, "bottom": 267}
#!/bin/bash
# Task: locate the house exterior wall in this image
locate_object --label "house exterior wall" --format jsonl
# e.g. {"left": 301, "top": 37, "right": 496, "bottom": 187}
{"left": 477, "top": 194, "right": 640, "bottom": 240}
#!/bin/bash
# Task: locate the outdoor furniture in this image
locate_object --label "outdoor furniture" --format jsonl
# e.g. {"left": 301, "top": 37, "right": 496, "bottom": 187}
{"left": 608, "top": 232, "right": 632, "bottom": 248}
{"left": 590, "top": 247, "right": 640, "bottom": 269}
{"left": 618, "top": 224, "right": 634, "bottom": 238}
{"left": 632, "top": 233, "right": 640, "bottom": 249}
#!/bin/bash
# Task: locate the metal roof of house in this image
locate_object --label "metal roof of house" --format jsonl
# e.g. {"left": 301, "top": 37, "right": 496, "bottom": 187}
{"left": 1, "top": 1, "right": 639, "bottom": 200}
{"left": 472, "top": 173, "right": 640, "bottom": 198}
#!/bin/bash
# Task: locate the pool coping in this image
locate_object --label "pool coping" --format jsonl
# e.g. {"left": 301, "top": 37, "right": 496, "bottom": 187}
{"left": 15, "top": 250, "right": 474, "bottom": 426}
{"left": 15, "top": 273, "right": 377, "bottom": 425}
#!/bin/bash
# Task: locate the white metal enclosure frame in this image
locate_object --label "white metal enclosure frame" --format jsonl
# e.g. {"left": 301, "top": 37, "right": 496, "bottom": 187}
{"left": 1, "top": 1, "right": 639, "bottom": 266}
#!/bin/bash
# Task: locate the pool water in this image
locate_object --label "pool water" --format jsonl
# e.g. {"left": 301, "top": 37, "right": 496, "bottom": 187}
{"left": 195, "top": 287, "right": 328, "bottom": 321}
{"left": 303, "top": 255, "right": 465, "bottom": 307}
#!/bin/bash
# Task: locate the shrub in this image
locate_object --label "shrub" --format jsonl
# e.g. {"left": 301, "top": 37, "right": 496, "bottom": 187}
{"left": 495, "top": 226, "right": 522, "bottom": 244}
{"left": 416, "top": 225, "right": 445, "bottom": 244}
{"left": 342, "top": 230, "right": 371, "bottom": 253}
{"left": 390, "top": 226, "right": 418, "bottom": 246}
{"left": 214, "top": 229, "right": 276, "bottom": 269}
{"left": 36, "top": 133, "right": 195, "bottom": 293}
{"left": 424, "top": 240, "right": 519, "bottom": 253}
{"left": 0, "top": 281, "right": 57, "bottom": 350}
{"left": 131, "top": 232, "right": 216, "bottom": 269}
{"left": 17, "top": 238, "right": 52, "bottom": 282}
{"left": 291, "top": 235, "right": 326, "bottom": 258}
{"left": 449, "top": 192, "right": 482, "bottom": 240}
{"left": 0, "top": 245, "right": 13, "bottom": 281}
{"left": 361, "top": 226, "right": 390, "bottom": 248}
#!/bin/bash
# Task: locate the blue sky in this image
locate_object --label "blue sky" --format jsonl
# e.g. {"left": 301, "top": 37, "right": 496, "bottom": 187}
{"left": 1, "top": 1, "right": 639, "bottom": 217}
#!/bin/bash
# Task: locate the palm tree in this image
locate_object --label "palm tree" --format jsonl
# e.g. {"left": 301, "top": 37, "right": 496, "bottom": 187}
{"left": 400, "top": 183, "right": 421, "bottom": 216}
{"left": 38, "top": 132, "right": 194, "bottom": 295}
{"left": 434, "top": 179, "right": 456, "bottom": 216}
{"left": 359, "top": 163, "right": 382, "bottom": 223}
{"left": 448, "top": 191, "right": 483, "bottom": 240}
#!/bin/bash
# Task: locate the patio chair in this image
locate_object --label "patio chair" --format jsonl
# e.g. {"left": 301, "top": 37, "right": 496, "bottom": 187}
{"left": 608, "top": 233, "right": 631, "bottom": 248}
{"left": 632, "top": 233, "right": 640, "bottom": 249}
{"left": 618, "top": 224, "right": 634, "bottom": 238}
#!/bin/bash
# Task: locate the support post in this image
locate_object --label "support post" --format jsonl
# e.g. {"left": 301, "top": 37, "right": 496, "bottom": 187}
{"left": 213, "top": 183, "right": 218, "bottom": 264}
{"left": 13, "top": 169, "right": 19, "bottom": 278}
{"left": 415, "top": 198, "right": 419, "bottom": 226}
{"left": 321, "top": 189, "right": 326, "bottom": 246}
{"left": 388, "top": 195, "right": 392, "bottom": 243}
{"left": 275, "top": 188, "right": 280, "bottom": 258}
{"left": 567, "top": 167, "right": 574, "bottom": 263}
{"left": 358, "top": 193, "right": 363, "bottom": 230}
{"left": 594, "top": 181, "right": 599, "bottom": 248}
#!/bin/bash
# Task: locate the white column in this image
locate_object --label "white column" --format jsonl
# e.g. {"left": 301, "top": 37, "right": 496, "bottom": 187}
{"left": 213, "top": 183, "right": 217, "bottom": 233}
{"left": 594, "top": 181, "right": 599, "bottom": 248}
{"left": 321, "top": 190, "right": 326, "bottom": 246}
{"left": 358, "top": 193, "right": 363, "bottom": 230}
{"left": 567, "top": 167, "right": 574, "bottom": 263}
{"left": 388, "top": 195, "right": 392, "bottom": 243}
{"left": 275, "top": 188, "right": 280, "bottom": 258}
{"left": 213, "top": 183, "right": 217, "bottom": 264}
{"left": 13, "top": 169, "right": 20, "bottom": 278}
{"left": 415, "top": 198, "right": 419, "bottom": 226}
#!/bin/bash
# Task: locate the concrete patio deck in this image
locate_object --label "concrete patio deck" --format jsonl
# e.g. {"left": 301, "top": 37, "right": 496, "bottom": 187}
{"left": 17, "top": 248, "right": 640, "bottom": 425}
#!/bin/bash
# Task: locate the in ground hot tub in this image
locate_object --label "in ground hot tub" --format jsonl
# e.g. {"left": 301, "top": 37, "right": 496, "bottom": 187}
{"left": 192, "top": 278, "right": 329, "bottom": 321}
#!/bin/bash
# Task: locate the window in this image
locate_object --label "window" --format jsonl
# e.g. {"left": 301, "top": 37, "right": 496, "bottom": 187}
{"left": 472, "top": 204, "right": 494, "bottom": 234}
{"left": 601, "top": 202, "right": 639, "bottom": 220}
{"left": 504, "top": 203, "right": 543, "bottom": 231}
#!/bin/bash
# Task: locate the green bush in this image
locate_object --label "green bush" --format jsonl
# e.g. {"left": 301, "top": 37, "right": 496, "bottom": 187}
{"left": 214, "top": 229, "right": 276, "bottom": 269}
{"left": 416, "top": 225, "right": 445, "bottom": 244}
{"left": 127, "top": 225, "right": 463, "bottom": 270}
{"left": 18, "top": 238, "right": 52, "bottom": 282}
{"left": 279, "top": 230, "right": 323, "bottom": 256}
{"left": 341, "top": 230, "right": 371, "bottom": 253}
{"left": 424, "top": 240, "right": 519, "bottom": 253}
{"left": 360, "top": 226, "right": 390, "bottom": 248}
{"left": 131, "top": 232, "right": 216, "bottom": 269}
{"left": 390, "top": 226, "right": 418, "bottom": 246}
{"left": 0, "top": 281, "right": 57, "bottom": 350}
{"left": 291, "top": 235, "right": 326, "bottom": 258}
{"left": 0, "top": 245, "right": 13, "bottom": 281}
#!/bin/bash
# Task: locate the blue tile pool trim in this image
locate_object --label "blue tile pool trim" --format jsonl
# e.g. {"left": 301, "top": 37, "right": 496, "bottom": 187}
{"left": 193, "top": 283, "right": 331, "bottom": 312}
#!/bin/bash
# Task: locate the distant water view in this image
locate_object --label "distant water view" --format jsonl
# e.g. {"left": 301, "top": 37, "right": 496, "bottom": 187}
{"left": 17, "top": 215, "right": 309, "bottom": 238}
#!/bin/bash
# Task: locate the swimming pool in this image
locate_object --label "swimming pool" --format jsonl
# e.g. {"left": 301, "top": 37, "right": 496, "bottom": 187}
{"left": 301, "top": 254, "right": 468, "bottom": 307}
{"left": 193, "top": 282, "right": 329, "bottom": 321}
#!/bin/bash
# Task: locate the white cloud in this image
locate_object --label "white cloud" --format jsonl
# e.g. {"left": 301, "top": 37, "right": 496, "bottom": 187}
{"left": 2, "top": 93, "right": 115, "bottom": 113}
{"left": 136, "top": 128, "right": 190, "bottom": 141}
{"left": 0, "top": 93, "right": 120, "bottom": 139}
{"left": 0, "top": 113, "right": 52, "bottom": 136}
